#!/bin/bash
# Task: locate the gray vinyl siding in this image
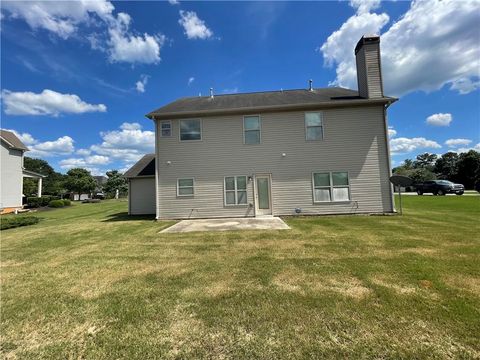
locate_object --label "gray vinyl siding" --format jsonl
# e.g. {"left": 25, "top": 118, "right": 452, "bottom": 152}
{"left": 129, "top": 177, "right": 156, "bottom": 215}
{"left": 0, "top": 141, "right": 24, "bottom": 208}
{"left": 356, "top": 44, "right": 383, "bottom": 98}
{"left": 155, "top": 105, "right": 393, "bottom": 219}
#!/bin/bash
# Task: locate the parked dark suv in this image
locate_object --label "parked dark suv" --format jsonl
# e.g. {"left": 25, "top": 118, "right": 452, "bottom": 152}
{"left": 415, "top": 180, "right": 464, "bottom": 196}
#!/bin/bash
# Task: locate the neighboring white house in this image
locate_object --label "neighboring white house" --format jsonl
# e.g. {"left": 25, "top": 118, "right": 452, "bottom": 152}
{"left": 127, "top": 35, "right": 397, "bottom": 219}
{"left": 0, "top": 130, "right": 45, "bottom": 213}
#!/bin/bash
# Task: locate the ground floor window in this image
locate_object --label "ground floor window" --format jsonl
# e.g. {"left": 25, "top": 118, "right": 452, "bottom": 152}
{"left": 313, "top": 172, "right": 350, "bottom": 202}
{"left": 224, "top": 176, "right": 247, "bottom": 205}
{"left": 177, "top": 178, "right": 194, "bottom": 196}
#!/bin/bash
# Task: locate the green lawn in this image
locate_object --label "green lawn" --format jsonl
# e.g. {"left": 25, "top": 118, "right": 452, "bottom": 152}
{"left": 1, "top": 197, "right": 479, "bottom": 359}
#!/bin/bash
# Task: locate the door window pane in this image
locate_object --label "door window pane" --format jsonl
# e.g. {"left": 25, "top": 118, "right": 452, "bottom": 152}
{"left": 257, "top": 178, "right": 270, "bottom": 209}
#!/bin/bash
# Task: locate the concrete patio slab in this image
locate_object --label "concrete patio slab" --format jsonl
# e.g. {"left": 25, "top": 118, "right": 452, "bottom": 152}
{"left": 160, "top": 217, "right": 290, "bottom": 233}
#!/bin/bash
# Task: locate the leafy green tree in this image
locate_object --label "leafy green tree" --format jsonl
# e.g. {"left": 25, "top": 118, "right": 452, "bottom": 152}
{"left": 414, "top": 153, "right": 437, "bottom": 171}
{"left": 456, "top": 150, "right": 480, "bottom": 189}
{"left": 434, "top": 152, "right": 459, "bottom": 180}
{"left": 103, "top": 170, "right": 128, "bottom": 198}
{"left": 23, "top": 157, "right": 65, "bottom": 196}
{"left": 64, "top": 168, "right": 96, "bottom": 199}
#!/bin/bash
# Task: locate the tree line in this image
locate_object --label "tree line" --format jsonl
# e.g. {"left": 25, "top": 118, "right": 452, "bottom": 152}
{"left": 23, "top": 157, "right": 128, "bottom": 198}
{"left": 392, "top": 150, "right": 480, "bottom": 189}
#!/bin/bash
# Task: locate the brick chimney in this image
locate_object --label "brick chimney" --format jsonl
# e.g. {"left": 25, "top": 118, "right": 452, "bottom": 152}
{"left": 355, "top": 35, "right": 384, "bottom": 98}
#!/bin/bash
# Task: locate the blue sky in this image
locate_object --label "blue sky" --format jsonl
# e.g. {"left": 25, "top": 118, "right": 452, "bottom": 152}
{"left": 1, "top": 0, "right": 479, "bottom": 175}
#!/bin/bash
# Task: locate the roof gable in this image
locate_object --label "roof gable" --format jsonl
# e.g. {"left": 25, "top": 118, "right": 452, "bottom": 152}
{"left": 123, "top": 154, "right": 155, "bottom": 178}
{"left": 0, "top": 130, "right": 29, "bottom": 151}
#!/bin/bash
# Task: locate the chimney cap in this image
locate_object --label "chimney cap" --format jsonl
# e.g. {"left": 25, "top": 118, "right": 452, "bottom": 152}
{"left": 354, "top": 34, "right": 380, "bottom": 55}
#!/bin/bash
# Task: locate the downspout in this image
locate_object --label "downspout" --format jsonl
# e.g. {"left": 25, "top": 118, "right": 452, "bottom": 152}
{"left": 383, "top": 102, "right": 396, "bottom": 212}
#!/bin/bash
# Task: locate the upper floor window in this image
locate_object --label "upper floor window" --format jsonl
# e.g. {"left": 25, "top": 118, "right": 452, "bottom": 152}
{"left": 244, "top": 116, "right": 261, "bottom": 144}
{"left": 305, "top": 112, "right": 323, "bottom": 141}
{"left": 224, "top": 176, "right": 248, "bottom": 205}
{"left": 177, "top": 178, "right": 194, "bottom": 196}
{"left": 313, "top": 171, "right": 350, "bottom": 202}
{"left": 180, "top": 119, "right": 202, "bottom": 141}
{"left": 160, "top": 120, "right": 171, "bottom": 137}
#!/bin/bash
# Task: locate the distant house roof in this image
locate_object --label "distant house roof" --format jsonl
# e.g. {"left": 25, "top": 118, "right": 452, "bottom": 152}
{"left": 0, "top": 130, "right": 29, "bottom": 151}
{"left": 146, "top": 87, "right": 397, "bottom": 120}
{"left": 123, "top": 154, "right": 155, "bottom": 178}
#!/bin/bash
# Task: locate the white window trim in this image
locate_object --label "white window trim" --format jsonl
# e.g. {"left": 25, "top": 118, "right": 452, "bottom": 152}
{"left": 179, "top": 119, "right": 203, "bottom": 142}
{"left": 224, "top": 175, "right": 248, "bottom": 206}
{"left": 312, "top": 171, "right": 351, "bottom": 203}
{"left": 243, "top": 115, "right": 261, "bottom": 145}
{"left": 160, "top": 120, "right": 172, "bottom": 137}
{"left": 177, "top": 178, "right": 195, "bottom": 197}
{"left": 305, "top": 112, "right": 324, "bottom": 141}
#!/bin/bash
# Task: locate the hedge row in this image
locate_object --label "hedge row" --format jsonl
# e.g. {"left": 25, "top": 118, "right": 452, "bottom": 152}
{"left": 26, "top": 196, "right": 60, "bottom": 208}
{"left": 1, "top": 216, "right": 40, "bottom": 230}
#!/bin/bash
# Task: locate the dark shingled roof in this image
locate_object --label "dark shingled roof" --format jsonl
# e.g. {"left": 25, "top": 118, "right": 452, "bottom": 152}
{"left": 123, "top": 154, "right": 155, "bottom": 178}
{"left": 147, "top": 87, "right": 396, "bottom": 119}
{"left": 0, "top": 129, "right": 29, "bottom": 151}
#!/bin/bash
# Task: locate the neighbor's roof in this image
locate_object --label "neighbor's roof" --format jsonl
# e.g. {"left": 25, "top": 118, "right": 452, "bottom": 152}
{"left": 0, "top": 130, "right": 29, "bottom": 151}
{"left": 147, "top": 87, "right": 397, "bottom": 120}
{"left": 123, "top": 154, "right": 155, "bottom": 178}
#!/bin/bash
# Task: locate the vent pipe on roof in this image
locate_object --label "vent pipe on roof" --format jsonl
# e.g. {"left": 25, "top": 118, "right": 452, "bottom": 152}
{"left": 210, "top": 88, "right": 214, "bottom": 99}
{"left": 308, "top": 79, "right": 313, "bottom": 91}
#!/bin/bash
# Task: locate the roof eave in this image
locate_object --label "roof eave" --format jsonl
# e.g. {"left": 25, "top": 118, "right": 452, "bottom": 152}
{"left": 146, "top": 97, "right": 397, "bottom": 120}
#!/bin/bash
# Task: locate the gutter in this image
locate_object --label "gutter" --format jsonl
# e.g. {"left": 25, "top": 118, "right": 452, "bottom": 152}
{"left": 146, "top": 97, "right": 398, "bottom": 121}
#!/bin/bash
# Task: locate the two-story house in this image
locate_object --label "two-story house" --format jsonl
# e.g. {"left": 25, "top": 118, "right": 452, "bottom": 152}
{"left": 0, "top": 130, "right": 45, "bottom": 213}
{"left": 126, "top": 35, "right": 397, "bottom": 219}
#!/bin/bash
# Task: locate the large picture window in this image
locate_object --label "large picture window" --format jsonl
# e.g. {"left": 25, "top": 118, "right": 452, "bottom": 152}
{"left": 177, "top": 178, "right": 194, "bottom": 196}
{"left": 244, "top": 116, "right": 261, "bottom": 144}
{"left": 305, "top": 112, "right": 324, "bottom": 141}
{"left": 180, "top": 119, "right": 202, "bottom": 141}
{"left": 224, "top": 176, "right": 248, "bottom": 205}
{"left": 313, "top": 172, "right": 350, "bottom": 202}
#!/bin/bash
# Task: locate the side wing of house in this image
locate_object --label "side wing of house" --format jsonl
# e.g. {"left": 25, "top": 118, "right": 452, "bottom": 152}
{"left": 154, "top": 104, "right": 393, "bottom": 219}
{"left": 0, "top": 140, "right": 24, "bottom": 209}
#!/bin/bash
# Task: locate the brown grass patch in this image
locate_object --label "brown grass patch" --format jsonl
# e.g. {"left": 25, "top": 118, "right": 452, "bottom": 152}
{"left": 273, "top": 267, "right": 372, "bottom": 299}
{"left": 444, "top": 275, "right": 480, "bottom": 296}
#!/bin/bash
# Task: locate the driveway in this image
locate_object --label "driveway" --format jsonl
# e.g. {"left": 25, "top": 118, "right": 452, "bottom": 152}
{"left": 160, "top": 217, "right": 290, "bottom": 233}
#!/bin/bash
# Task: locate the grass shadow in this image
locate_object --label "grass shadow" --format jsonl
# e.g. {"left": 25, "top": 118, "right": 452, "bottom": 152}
{"left": 102, "top": 212, "right": 156, "bottom": 222}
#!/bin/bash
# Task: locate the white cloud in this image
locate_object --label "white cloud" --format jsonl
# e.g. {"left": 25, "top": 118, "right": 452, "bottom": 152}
{"left": 388, "top": 126, "right": 397, "bottom": 138}
{"left": 1, "top": 1, "right": 165, "bottom": 65}
{"left": 456, "top": 143, "right": 480, "bottom": 153}
{"left": 59, "top": 155, "right": 110, "bottom": 170}
{"left": 188, "top": 77, "right": 195, "bottom": 86}
{"left": 426, "top": 113, "right": 452, "bottom": 127}
{"left": 349, "top": 0, "right": 381, "bottom": 15}
{"left": 178, "top": 10, "right": 213, "bottom": 40}
{"left": 76, "top": 148, "right": 92, "bottom": 156}
{"left": 135, "top": 75, "right": 149, "bottom": 93}
{"left": 445, "top": 138, "right": 472, "bottom": 147}
{"left": 390, "top": 137, "right": 441, "bottom": 154}
{"left": 107, "top": 14, "right": 165, "bottom": 64}
{"left": 1, "top": 0, "right": 114, "bottom": 39}
{"left": 29, "top": 136, "right": 75, "bottom": 157}
{"left": 222, "top": 87, "right": 239, "bottom": 94}
{"left": 1, "top": 89, "right": 106, "bottom": 116}
{"left": 168, "top": 0, "right": 180, "bottom": 4}
{"left": 89, "top": 122, "right": 155, "bottom": 163}
{"left": 319, "top": 0, "right": 480, "bottom": 96}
